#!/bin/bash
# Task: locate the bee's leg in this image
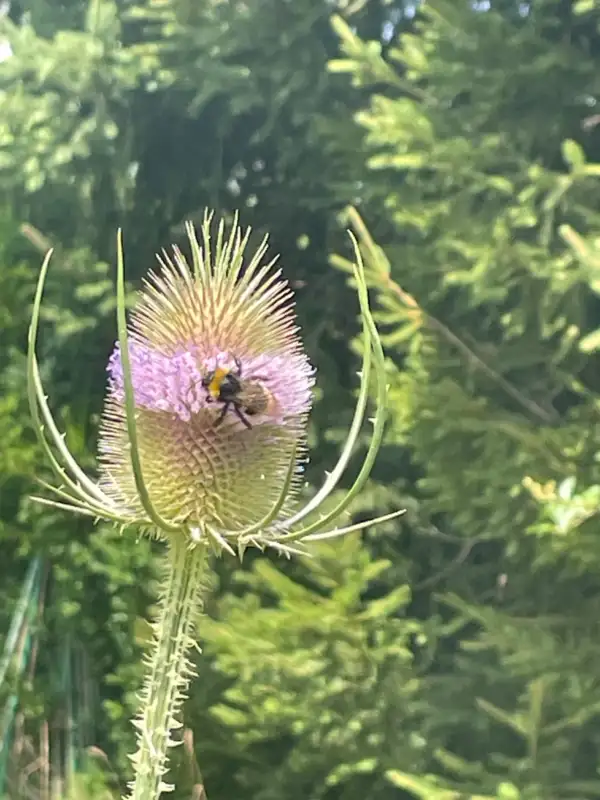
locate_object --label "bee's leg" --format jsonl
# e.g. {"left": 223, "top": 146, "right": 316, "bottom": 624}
{"left": 233, "top": 355, "right": 243, "bottom": 377}
{"left": 233, "top": 405, "right": 253, "bottom": 429}
{"left": 214, "top": 402, "right": 230, "bottom": 427}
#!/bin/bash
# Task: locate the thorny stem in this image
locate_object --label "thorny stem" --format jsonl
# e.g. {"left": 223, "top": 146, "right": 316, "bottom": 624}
{"left": 126, "top": 536, "right": 208, "bottom": 800}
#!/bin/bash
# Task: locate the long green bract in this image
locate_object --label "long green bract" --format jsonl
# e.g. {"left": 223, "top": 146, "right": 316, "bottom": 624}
{"left": 280, "top": 235, "right": 391, "bottom": 542}
{"left": 27, "top": 249, "right": 122, "bottom": 513}
{"left": 115, "top": 230, "right": 181, "bottom": 535}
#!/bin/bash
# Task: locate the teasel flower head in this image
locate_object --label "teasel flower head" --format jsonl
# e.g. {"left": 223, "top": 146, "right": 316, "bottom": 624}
{"left": 27, "top": 211, "right": 403, "bottom": 556}
{"left": 28, "top": 210, "right": 404, "bottom": 800}
{"left": 98, "top": 216, "right": 315, "bottom": 551}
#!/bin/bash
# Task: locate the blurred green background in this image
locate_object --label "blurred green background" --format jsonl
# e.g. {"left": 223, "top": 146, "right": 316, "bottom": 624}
{"left": 3, "top": 0, "right": 600, "bottom": 798}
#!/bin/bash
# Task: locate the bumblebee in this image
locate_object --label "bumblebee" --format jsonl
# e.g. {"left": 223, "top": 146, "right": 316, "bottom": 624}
{"left": 202, "top": 356, "right": 271, "bottom": 429}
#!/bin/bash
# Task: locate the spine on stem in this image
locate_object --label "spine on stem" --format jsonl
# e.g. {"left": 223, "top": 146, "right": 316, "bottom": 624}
{"left": 126, "top": 536, "right": 207, "bottom": 800}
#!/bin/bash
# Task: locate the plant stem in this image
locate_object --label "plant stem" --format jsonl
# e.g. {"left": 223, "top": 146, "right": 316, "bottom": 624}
{"left": 126, "top": 536, "right": 207, "bottom": 800}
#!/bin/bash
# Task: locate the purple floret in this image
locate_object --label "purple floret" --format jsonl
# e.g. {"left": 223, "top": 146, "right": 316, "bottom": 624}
{"left": 107, "top": 341, "right": 314, "bottom": 426}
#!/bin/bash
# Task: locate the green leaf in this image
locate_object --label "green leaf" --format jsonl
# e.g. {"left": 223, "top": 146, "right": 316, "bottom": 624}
{"left": 561, "top": 138, "right": 585, "bottom": 169}
{"left": 574, "top": 0, "right": 596, "bottom": 13}
{"left": 475, "top": 698, "right": 528, "bottom": 738}
{"left": 579, "top": 328, "right": 600, "bottom": 353}
{"left": 359, "top": 585, "right": 411, "bottom": 620}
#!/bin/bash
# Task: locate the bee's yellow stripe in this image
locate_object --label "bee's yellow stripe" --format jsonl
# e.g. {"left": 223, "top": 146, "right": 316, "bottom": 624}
{"left": 208, "top": 367, "right": 229, "bottom": 399}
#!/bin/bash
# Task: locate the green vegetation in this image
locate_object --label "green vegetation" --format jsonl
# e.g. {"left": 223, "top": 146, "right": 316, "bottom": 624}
{"left": 2, "top": 0, "right": 600, "bottom": 797}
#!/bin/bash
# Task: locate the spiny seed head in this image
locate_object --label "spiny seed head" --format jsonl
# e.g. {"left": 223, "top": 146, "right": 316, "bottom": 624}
{"left": 98, "top": 215, "right": 315, "bottom": 532}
